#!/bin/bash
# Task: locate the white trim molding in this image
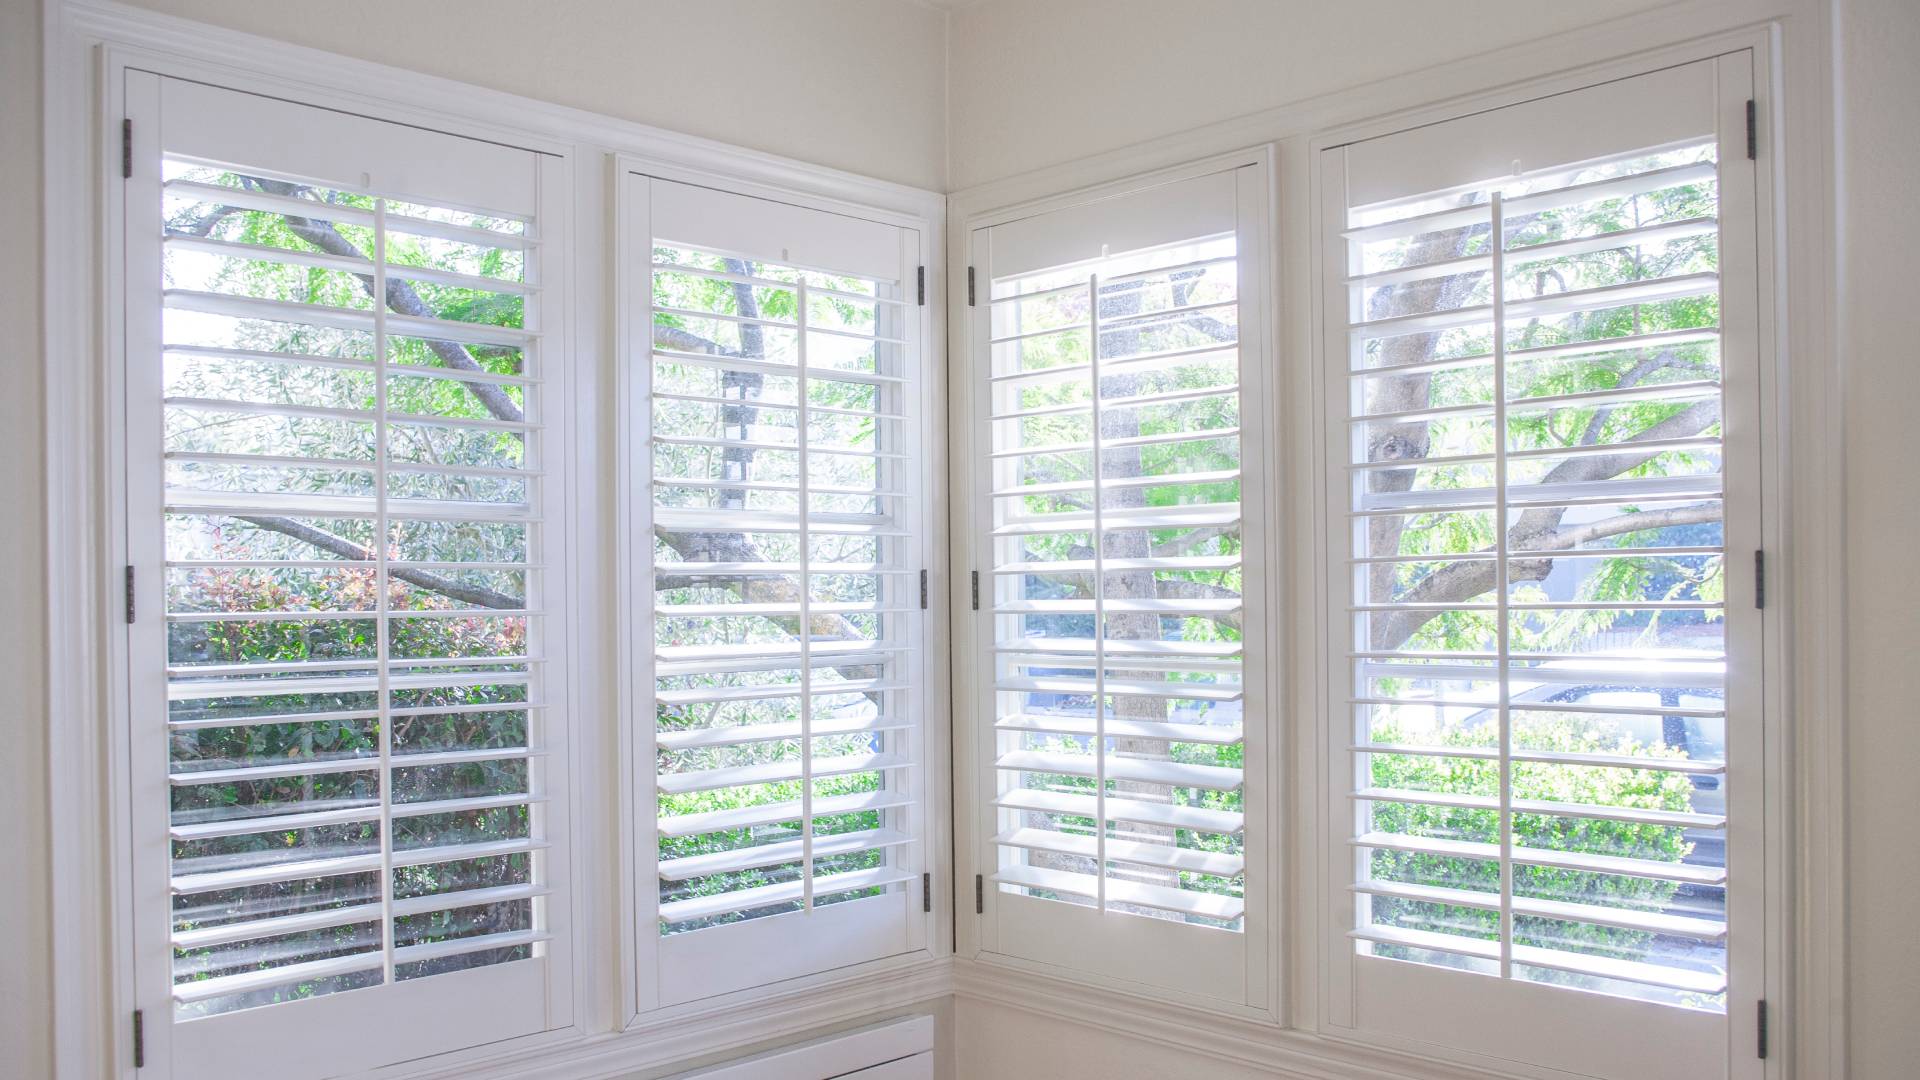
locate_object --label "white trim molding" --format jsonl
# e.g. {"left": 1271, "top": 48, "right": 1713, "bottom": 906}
{"left": 944, "top": 2, "right": 1842, "bottom": 1077}
{"left": 43, "top": 2, "right": 947, "bottom": 1078}
{"left": 42, "top": 0, "right": 1843, "bottom": 1077}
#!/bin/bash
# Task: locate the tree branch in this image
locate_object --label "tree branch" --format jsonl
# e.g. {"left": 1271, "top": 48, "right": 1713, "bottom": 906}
{"left": 1365, "top": 501, "right": 1723, "bottom": 650}
{"left": 249, "top": 179, "right": 527, "bottom": 424}
{"left": 236, "top": 514, "right": 524, "bottom": 609}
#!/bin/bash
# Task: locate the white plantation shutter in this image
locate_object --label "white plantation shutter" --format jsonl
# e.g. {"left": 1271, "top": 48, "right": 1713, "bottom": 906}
{"left": 626, "top": 173, "right": 932, "bottom": 1007}
{"left": 1319, "top": 56, "right": 1764, "bottom": 1078}
{"left": 123, "top": 76, "right": 571, "bottom": 1078}
{"left": 968, "top": 162, "right": 1272, "bottom": 1001}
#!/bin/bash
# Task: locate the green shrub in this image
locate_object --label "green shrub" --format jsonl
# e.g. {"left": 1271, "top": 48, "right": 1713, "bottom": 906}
{"left": 1367, "top": 715, "right": 1699, "bottom": 961}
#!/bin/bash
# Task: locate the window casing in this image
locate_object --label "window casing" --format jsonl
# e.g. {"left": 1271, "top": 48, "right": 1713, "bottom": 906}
{"left": 623, "top": 171, "right": 937, "bottom": 1009}
{"left": 966, "top": 161, "right": 1275, "bottom": 1004}
{"left": 123, "top": 74, "right": 573, "bottom": 1078}
{"left": 1318, "top": 55, "right": 1766, "bottom": 1079}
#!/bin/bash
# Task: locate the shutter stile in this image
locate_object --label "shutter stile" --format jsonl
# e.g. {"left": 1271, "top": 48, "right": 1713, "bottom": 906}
{"left": 1339, "top": 137, "right": 1735, "bottom": 1007}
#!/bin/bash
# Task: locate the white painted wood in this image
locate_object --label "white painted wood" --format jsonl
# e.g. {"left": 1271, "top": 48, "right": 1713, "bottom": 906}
{"left": 156, "top": 77, "right": 540, "bottom": 215}
{"left": 661, "top": 1015, "right": 934, "bottom": 1080}
{"left": 984, "top": 167, "right": 1240, "bottom": 280}
{"left": 48, "top": 5, "right": 950, "bottom": 1075}
{"left": 120, "top": 70, "right": 576, "bottom": 1080}
{"left": 835, "top": 1053, "right": 934, "bottom": 1080}
{"left": 39, "top": 1, "right": 1838, "bottom": 1078}
{"left": 649, "top": 176, "right": 905, "bottom": 282}
{"left": 1341, "top": 59, "right": 1720, "bottom": 209}
{"left": 623, "top": 162, "right": 940, "bottom": 1012}
{"left": 1316, "top": 52, "right": 1769, "bottom": 1080}
{"left": 962, "top": 153, "right": 1276, "bottom": 1008}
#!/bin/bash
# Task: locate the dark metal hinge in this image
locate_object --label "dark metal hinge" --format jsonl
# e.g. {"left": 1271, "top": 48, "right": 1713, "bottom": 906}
{"left": 121, "top": 119, "right": 132, "bottom": 179}
{"left": 125, "top": 565, "right": 136, "bottom": 623}
{"left": 916, "top": 266, "right": 925, "bottom": 306}
{"left": 919, "top": 569, "right": 929, "bottom": 610}
{"left": 974, "top": 873, "right": 984, "bottom": 914}
{"left": 969, "top": 570, "right": 979, "bottom": 611}
{"left": 1755, "top": 549, "right": 1766, "bottom": 609}
{"left": 967, "top": 266, "right": 976, "bottom": 306}
{"left": 922, "top": 872, "right": 932, "bottom": 913}
{"left": 1757, "top": 999, "right": 1770, "bottom": 1058}
{"left": 132, "top": 1009, "right": 145, "bottom": 1068}
{"left": 1747, "top": 99, "right": 1758, "bottom": 160}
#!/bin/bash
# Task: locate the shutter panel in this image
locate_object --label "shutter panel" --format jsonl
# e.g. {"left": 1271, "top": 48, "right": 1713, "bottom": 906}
{"left": 971, "top": 163, "right": 1271, "bottom": 1001}
{"left": 126, "top": 75, "right": 570, "bottom": 1078}
{"left": 633, "top": 176, "right": 929, "bottom": 1005}
{"left": 1321, "top": 55, "right": 1763, "bottom": 1080}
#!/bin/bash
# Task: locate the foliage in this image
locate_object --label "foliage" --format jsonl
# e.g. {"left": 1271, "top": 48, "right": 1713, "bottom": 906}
{"left": 1367, "top": 716, "right": 1698, "bottom": 961}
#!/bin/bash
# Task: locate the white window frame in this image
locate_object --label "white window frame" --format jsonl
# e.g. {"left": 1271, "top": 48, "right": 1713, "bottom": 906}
{"left": 949, "top": 147, "right": 1284, "bottom": 1020}
{"left": 45, "top": 5, "right": 949, "bottom": 1078}
{"left": 614, "top": 156, "right": 948, "bottom": 1017}
{"left": 942, "top": 20, "right": 1818, "bottom": 1080}
{"left": 1303, "top": 47, "right": 1791, "bottom": 1080}
{"left": 120, "top": 69, "right": 577, "bottom": 1079}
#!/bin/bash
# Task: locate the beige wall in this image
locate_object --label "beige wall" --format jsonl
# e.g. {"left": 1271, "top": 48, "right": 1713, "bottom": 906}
{"left": 115, "top": 0, "right": 951, "bottom": 190}
{"left": 2, "top": 0, "right": 50, "bottom": 1075}
{"left": 944, "top": 0, "right": 1673, "bottom": 189}
{"left": 1838, "top": 0, "right": 1920, "bottom": 1075}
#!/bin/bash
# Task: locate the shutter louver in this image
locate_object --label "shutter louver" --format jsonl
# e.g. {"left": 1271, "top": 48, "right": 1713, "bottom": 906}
{"left": 648, "top": 242, "right": 921, "bottom": 935}
{"left": 986, "top": 236, "right": 1248, "bottom": 930}
{"left": 155, "top": 160, "right": 552, "bottom": 1016}
{"left": 1339, "top": 137, "right": 1736, "bottom": 1008}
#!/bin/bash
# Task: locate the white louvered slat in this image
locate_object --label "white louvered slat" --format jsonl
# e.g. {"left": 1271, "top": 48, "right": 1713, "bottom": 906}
{"left": 1338, "top": 132, "right": 1738, "bottom": 1013}
{"left": 657, "top": 828, "right": 911, "bottom": 881}
{"left": 995, "top": 827, "right": 1245, "bottom": 878}
{"left": 996, "top": 749, "right": 1242, "bottom": 792}
{"left": 657, "top": 867, "right": 916, "bottom": 924}
{"left": 992, "top": 863, "right": 1245, "bottom": 922}
{"left": 986, "top": 224, "right": 1252, "bottom": 933}
{"left": 152, "top": 151, "right": 555, "bottom": 1023}
{"left": 995, "top": 787, "right": 1244, "bottom": 837}
{"left": 646, "top": 233, "right": 922, "bottom": 954}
